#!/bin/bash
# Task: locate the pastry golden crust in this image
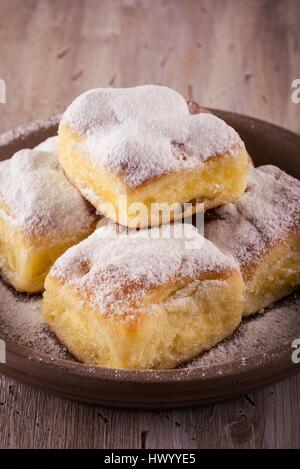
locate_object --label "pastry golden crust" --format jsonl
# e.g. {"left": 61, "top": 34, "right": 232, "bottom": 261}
{"left": 0, "top": 137, "right": 98, "bottom": 292}
{"left": 205, "top": 165, "right": 300, "bottom": 316}
{"left": 43, "top": 224, "right": 244, "bottom": 370}
{"left": 59, "top": 85, "right": 251, "bottom": 228}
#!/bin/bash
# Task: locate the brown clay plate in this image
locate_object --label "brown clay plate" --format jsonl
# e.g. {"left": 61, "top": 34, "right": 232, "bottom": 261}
{"left": 0, "top": 111, "right": 299, "bottom": 409}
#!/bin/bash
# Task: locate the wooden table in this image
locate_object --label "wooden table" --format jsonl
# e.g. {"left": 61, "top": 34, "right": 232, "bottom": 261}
{"left": 0, "top": 0, "right": 299, "bottom": 449}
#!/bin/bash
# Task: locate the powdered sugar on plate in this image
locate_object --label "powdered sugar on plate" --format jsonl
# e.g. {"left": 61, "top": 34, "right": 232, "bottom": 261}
{"left": 0, "top": 277, "right": 298, "bottom": 368}
{"left": 50, "top": 223, "right": 236, "bottom": 315}
{"left": 61, "top": 85, "right": 244, "bottom": 188}
{"left": 205, "top": 165, "right": 300, "bottom": 271}
{"left": 0, "top": 137, "right": 96, "bottom": 240}
{"left": 0, "top": 278, "right": 68, "bottom": 358}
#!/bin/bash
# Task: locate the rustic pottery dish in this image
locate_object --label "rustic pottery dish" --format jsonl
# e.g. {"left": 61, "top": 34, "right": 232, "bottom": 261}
{"left": 0, "top": 111, "right": 299, "bottom": 409}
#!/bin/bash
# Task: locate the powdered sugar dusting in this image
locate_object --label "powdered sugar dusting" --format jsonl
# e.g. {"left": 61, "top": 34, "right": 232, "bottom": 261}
{"left": 61, "top": 85, "right": 243, "bottom": 188}
{"left": 34, "top": 135, "right": 58, "bottom": 153}
{"left": 62, "top": 85, "right": 188, "bottom": 133}
{"left": 0, "top": 137, "right": 96, "bottom": 239}
{"left": 205, "top": 165, "right": 300, "bottom": 271}
{"left": 50, "top": 223, "right": 236, "bottom": 315}
{"left": 0, "top": 279, "right": 68, "bottom": 358}
{"left": 1, "top": 277, "right": 298, "bottom": 369}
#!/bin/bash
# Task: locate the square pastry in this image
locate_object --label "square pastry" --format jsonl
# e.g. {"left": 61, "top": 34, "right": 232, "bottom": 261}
{"left": 43, "top": 224, "right": 244, "bottom": 370}
{"left": 205, "top": 165, "right": 300, "bottom": 316}
{"left": 0, "top": 137, "right": 98, "bottom": 292}
{"left": 59, "top": 85, "right": 251, "bottom": 228}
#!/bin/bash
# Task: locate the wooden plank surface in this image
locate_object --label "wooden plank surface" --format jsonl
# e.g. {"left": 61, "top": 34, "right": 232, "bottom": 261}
{"left": 0, "top": 0, "right": 299, "bottom": 449}
{"left": 1, "top": 374, "right": 300, "bottom": 449}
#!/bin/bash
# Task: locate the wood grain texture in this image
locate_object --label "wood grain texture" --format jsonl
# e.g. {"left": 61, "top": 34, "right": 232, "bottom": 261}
{"left": 0, "top": 0, "right": 299, "bottom": 133}
{"left": 1, "top": 374, "right": 300, "bottom": 449}
{"left": 0, "top": 0, "right": 299, "bottom": 449}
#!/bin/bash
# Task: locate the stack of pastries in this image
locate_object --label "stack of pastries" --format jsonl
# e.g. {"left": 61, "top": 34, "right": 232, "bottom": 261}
{"left": 0, "top": 85, "right": 299, "bottom": 369}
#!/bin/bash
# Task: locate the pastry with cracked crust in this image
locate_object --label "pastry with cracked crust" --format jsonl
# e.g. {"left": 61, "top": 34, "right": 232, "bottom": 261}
{"left": 0, "top": 137, "right": 98, "bottom": 293}
{"left": 58, "top": 85, "right": 251, "bottom": 228}
{"left": 43, "top": 223, "right": 244, "bottom": 370}
{"left": 205, "top": 165, "right": 300, "bottom": 316}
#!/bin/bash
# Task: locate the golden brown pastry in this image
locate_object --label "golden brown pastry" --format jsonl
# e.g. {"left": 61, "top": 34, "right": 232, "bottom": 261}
{"left": 205, "top": 165, "right": 300, "bottom": 316}
{"left": 59, "top": 85, "right": 251, "bottom": 228}
{"left": 43, "top": 223, "right": 244, "bottom": 370}
{"left": 0, "top": 137, "right": 98, "bottom": 293}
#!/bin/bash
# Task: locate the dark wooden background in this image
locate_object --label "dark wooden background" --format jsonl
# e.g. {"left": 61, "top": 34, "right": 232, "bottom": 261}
{"left": 0, "top": 0, "right": 299, "bottom": 448}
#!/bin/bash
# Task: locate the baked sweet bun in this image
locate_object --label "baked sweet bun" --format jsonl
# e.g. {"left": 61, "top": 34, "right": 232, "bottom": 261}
{"left": 43, "top": 223, "right": 244, "bottom": 370}
{"left": 0, "top": 137, "right": 98, "bottom": 293}
{"left": 59, "top": 85, "right": 251, "bottom": 228}
{"left": 205, "top": 165, "right": 300, "bottom": 316}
